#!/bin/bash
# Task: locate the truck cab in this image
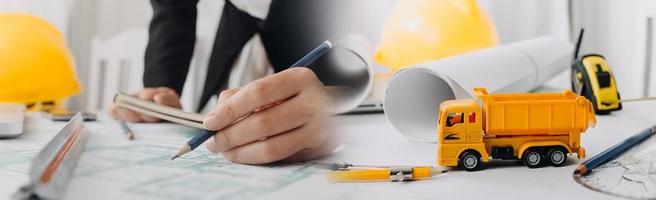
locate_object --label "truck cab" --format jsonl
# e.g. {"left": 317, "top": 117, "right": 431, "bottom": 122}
{"left": 437, "top": 99, "right": 488, "bottom": 170}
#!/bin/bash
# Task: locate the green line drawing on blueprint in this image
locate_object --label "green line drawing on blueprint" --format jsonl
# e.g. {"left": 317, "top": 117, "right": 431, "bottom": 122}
{"left": 0, "top": 121, "right": 318, "bottom": 200}
{"left": 79, "top": 143, "right": 316, "bottom": 200}
{"left": 0, "top": 143, "right": 316, "bottom": 200}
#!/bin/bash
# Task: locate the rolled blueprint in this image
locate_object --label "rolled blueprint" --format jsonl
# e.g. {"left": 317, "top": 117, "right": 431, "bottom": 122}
{"left": 384, "top": 36, "right": 573, "bottom": 142}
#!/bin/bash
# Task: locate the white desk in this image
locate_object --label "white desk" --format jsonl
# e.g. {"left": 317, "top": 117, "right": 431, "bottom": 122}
{"left": 1, "top": 100, "right": 655, "bottom": 200}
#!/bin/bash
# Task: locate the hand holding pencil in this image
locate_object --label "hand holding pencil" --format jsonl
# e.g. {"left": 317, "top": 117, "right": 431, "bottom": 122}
{"left": 113, "top": 41, "right": 340, "bottom": 164}
{"left": 115, "top": 41, "right": 339, "bottom": 164}
{"left": 200, "top": 68, "right": 336, "bottom": 164}
{"left": 115, "top": 66, "right": 338, "bottom": 165}
{"left": 201, "top": 41, "right": 338, "bottom": 164}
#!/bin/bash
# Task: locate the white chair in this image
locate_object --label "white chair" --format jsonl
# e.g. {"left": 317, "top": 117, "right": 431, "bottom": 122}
{"left": 86, "top": 28, "right": 211, "bottom": 113}
{"left": 85, "top": 21, "right": 271, "bottom": 113}
{"left": 86, "top": 29, "right": 147, "bottom": 112}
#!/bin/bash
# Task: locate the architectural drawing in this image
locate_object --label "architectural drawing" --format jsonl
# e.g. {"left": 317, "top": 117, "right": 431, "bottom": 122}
{"left": 0, "top": 121, "right": 318, "bottom": 200}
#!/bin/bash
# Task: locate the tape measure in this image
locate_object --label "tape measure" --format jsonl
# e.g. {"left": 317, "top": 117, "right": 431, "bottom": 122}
{"left": 571, "top": 29, "right": 656, "bottom": 114}
{"left": 571, "top": 29, "right": 623, "bottom": 114}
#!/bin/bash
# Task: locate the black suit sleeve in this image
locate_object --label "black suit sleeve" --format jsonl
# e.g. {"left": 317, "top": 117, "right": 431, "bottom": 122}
{"left": 143, "top": 0, "right": 199, "bottom": 95}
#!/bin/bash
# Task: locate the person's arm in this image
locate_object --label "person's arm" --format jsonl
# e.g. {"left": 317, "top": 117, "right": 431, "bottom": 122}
{"left": 143, "top": 0, "right": 199, "bottom": 94}
{"left": 110, "top": 0, "right": 197, "bottom": 122}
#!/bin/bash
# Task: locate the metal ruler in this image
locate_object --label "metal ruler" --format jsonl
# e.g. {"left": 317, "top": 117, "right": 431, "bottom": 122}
{"left": 13, "top": 113, "right": 90, "bottom": 200}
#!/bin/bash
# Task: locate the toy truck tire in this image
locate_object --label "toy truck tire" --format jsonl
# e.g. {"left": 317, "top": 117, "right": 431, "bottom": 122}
{"left": 546, "top": 147, "right": 568, "bottom": 167}
{"left": 522, "top": 148, "right": 544, "bottom": 168}
{"left": 459, "top": 150, "right": 483, "bottom": 171}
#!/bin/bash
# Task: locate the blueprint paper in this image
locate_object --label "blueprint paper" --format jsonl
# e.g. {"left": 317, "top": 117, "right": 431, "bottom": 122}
{"left": 383, "top": 36, "right": 573, "bottom": 142}
{"left": 0, "top": 115, "right": 321, "bottom": 200}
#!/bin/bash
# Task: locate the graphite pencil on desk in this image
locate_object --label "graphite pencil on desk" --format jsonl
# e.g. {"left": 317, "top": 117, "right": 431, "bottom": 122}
{"left": 171, "top": 40, "right": 333, "bottom": 160}
{"left": 117, "top": 120, "right": 135, "bottom": 140}
{"left": 574, "top": 125, "right": 656, "bottom": 175}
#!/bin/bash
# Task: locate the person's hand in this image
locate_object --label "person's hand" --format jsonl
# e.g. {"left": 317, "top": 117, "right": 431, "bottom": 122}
{"left": 109, "top": 87, "right": 182, "bottom": 123}
{"left": 203, "top": 68, "right": 337, "bottom": 164}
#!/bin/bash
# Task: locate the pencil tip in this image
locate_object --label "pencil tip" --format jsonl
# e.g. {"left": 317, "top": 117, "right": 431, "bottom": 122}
{"left": 574, "top": 165, "right": 587, "bottom": 175}
{"left": 170, "top": 145, "right": 191, "bottom": 161}
{"left": 127, "top": 133, "right": 135, "bottom": 140}
{"left": 429, "top": 167, "right": 448, "bottom": 176}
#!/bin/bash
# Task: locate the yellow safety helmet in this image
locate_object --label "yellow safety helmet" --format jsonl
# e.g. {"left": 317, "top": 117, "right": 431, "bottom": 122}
{"left": 0, "top": 13, "right": 81, "bottom": 113}
{"left": 375, "top": 0, "right": 499, "bottom": 71}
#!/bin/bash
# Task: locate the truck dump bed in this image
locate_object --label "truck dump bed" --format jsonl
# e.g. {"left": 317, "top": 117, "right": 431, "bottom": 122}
{"left": 474, "top": 88, "right": 596, "bottom": 136}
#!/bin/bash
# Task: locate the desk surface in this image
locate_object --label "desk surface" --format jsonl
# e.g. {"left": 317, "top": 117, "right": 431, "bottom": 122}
{"left": 325, "top": 102, "right": 655, "bottom": 200}
{"left": 1, "top": 100, "right": 655, "bottom": 199}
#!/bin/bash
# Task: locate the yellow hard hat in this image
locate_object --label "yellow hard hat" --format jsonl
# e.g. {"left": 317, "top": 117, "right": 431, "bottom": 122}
{"left": 0, "top": 13, "right": 80, "bottom": 112}
{"left": 375, "top": 0, "right": 499, "bottom": 71}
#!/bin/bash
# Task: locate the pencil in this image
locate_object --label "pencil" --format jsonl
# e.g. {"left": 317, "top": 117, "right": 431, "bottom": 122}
{"left": 290, "top": 40, "right": 333, "bottom": 67}
{"left": 574, "top": 125, "right": 656, "bottom": 175}
{"left": 171, "top": 129, "right": 214, "bottom": 160}
{"left": 117, "top": 120, "right": 135, "bottom": 140}
{"left": 170, "top": 40, "right": 333, "bottom": 160}
{"left": 327, "top": 167, "right": 447, "bottom": 182}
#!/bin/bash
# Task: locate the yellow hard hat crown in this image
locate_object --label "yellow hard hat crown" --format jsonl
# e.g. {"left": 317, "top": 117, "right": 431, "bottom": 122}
{"left": 0, "top": 13, "right": 80, "bottom": 107}
{"left": 375, "top": 0, "right": 499, "bottom": 71}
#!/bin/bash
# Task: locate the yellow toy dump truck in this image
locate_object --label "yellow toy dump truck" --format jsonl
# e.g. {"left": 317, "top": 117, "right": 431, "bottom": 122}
{"left": 437, "top": 88, "right": 596, "bottom": 171}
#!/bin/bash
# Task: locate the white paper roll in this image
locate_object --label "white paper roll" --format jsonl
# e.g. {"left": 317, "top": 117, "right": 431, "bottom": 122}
{"left": 384, "top": 36, "right": 573, "bottom": 142}
{"left": 328, "top": 34, "right": 375, "bottom": 114}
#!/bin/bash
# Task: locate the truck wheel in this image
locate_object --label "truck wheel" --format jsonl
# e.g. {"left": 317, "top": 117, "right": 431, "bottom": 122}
{"left": 522, "top": 148, "right": 544, "bottom": 168}
{"left": 547, "top": 147, "right": 568, "bottom": 167}
{"left": 459, "top": 150, "right": 483, "bottom": 171}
